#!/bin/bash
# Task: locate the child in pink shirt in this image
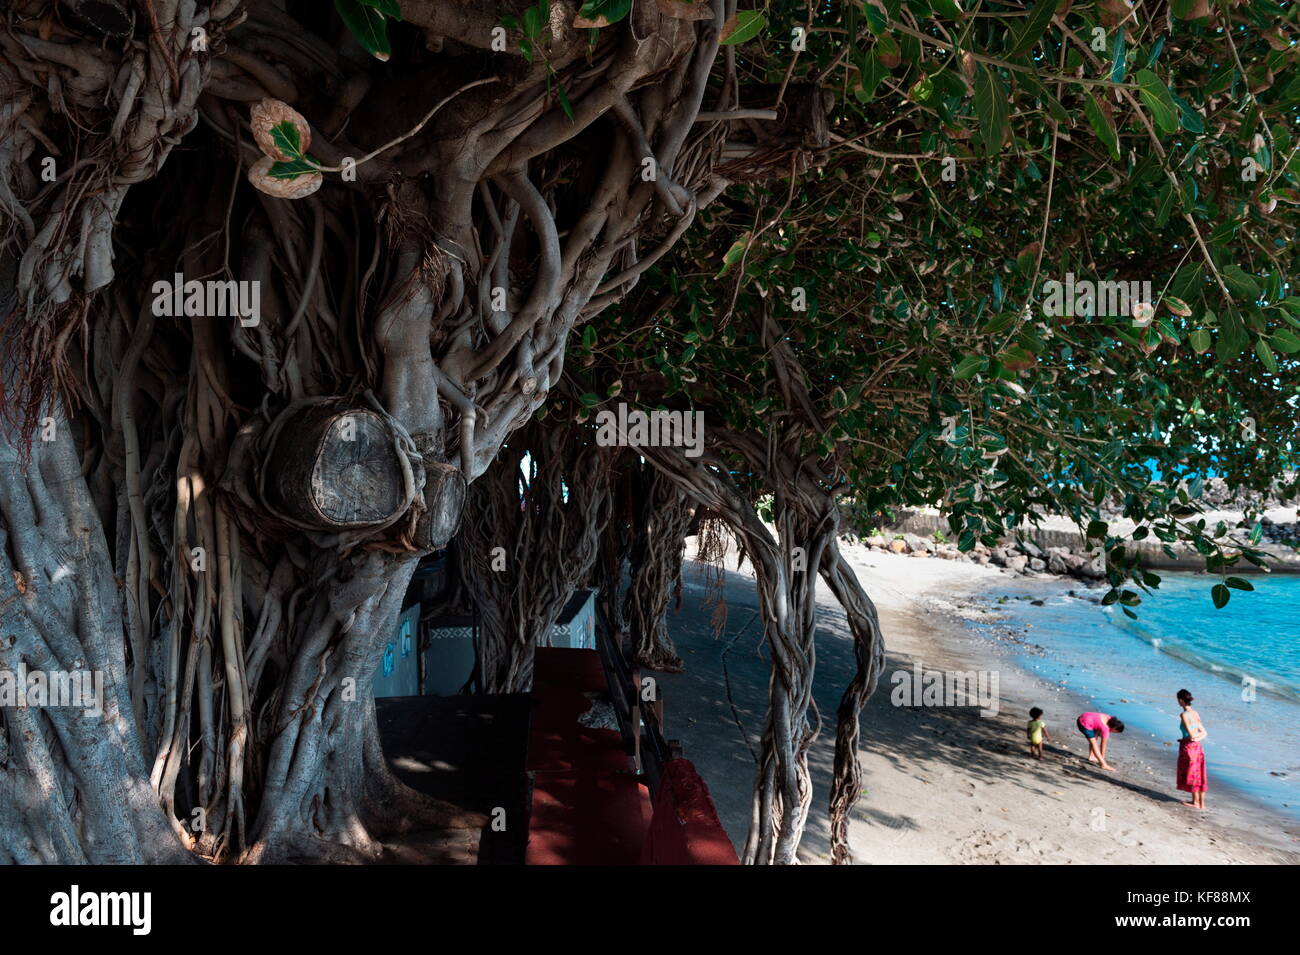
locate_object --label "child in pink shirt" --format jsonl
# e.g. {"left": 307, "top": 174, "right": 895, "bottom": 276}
{"left": 1076, "top": 711, "right": 1124, "bottom": 770}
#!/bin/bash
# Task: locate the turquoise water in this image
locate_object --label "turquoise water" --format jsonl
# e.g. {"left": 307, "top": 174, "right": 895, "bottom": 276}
{"left": 1116, "top": 574, "right": 1300, "bottom": 702}
{"left": 989, "top": 573, "right": 1300, "bottom": 819}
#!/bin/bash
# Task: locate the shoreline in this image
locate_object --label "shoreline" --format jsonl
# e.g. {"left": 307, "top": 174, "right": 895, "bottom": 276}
{"left": 858, "top": 554, "right": 1298, "bottom": 857}
{"left": 899, "top": 572, "right": 1300, "bottom": 817}
{"left": 660, "top": 542, "right": 1300, "bottom": 864}
{"left": 853, "top": 507, "right": 1300, "bottom": 577}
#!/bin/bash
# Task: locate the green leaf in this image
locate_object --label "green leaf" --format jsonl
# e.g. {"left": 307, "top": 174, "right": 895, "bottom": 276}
{"left": 973, "top": 64, "right": 1010, "bottom": 156}
{"left": 1144, "top": 35, "right": 1165, "bottom": 69}
{"left": 855, "top": 51, "right": 891, "bottom": 102}
{"left": 1224, "top": 577, "right": 1254, "bottom": 591}
{"left": 998, "top": 344, "right": 1036, "bottom": 370}
{"left": 1211, "top": 583, "right": 1230, "bottom": 609}
{"left": 1216, "top": 311, "right": 1246, "bottom": 362}
{"left": 268, "top": 157, "right": 319, "bottom": 179}
{"left": 1189, "top": 328, "right": 1211, "bottom": 353}
{"left": 720, "top": 10, "right": 765, "bottom": 45}
{"left": 1109, "top": 29, "right": 1126, "bottom": 84}
{"left": 716, "top": 233, "right": 751, "bottom": 277}
{"left": 1171, "top": 262, "right": 1204, "bottom": 300}
{"left": 556, "top": 81, "right": 574, "bottom": 121}
{"left": 1220, "top": 265, "right": 1261, "bottom": 300}
{"left": 1018, "top": 73, "right": 1069, "bottom": 122}
{"left": 523, "top": 6, "right": 542, "bottom": 37}
{"left": 929, "top": 0, "right": 964, "bottom": 18}
{"left": 1136, "top": 69, "right": 1180, "bottom": 135}
{"left": 579, "top": 392, "right": 602, "bottom": 408}
{"left": 953, "top": 355, "right": 985, "bottom": 379}
{"left": 1271, "top": 327, "right": 1300, "bottom": 353}
{"left": 1255, "top": 338, "right": 1277, "bottom": 373}
{"left": 1154, "top": 183, "right": 1175, "bottom": 228}
{"left": 335, "top": 0, "right": 391, "bottom": 60}
{"left": 1084, "top": 94, "right": 1120, "bottom": 161}
{"left": 1172, "top": 92, "right": 1205, "bottom": 135}
{"left": 270, "top": 121, "right": 303, "bottom": 159}
{"left": 1014, "top": 243, "right": 1040, "bottom": 275}
{"left": 1008, "top": 0, "right": 1059, "bottom": 56}
{"left": 358, "top": 0, "right": 401, "bottom": 18}
{"left": 577, "top": 0, "right": 631, "bottom": 27}
{"left": 982, "top": 312, "right": 1016, "bottom": 337}
{"left": 864, "top": 4, "right": 888, "bottom": 34}
{"left": 1086, "top": 519, "right": 1109, "bottom": 540}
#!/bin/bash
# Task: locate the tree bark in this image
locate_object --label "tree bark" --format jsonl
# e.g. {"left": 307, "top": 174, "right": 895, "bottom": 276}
{"left": 638, "top": 440, "right": 886, "bottom": 864}
{"left": 624, "top": 462, "right": 694, "bottom": 673}
{"left": 820, "top": 538, "right": 886, "bottom": 865}
{"left": 0, "top": 0, "right": 737, "bottom": 862}
{"left": 457, "top": 420, "right": 612, "bottom": 693}
{"left": 0, "top": 401, "right": 190, "bottom": 863}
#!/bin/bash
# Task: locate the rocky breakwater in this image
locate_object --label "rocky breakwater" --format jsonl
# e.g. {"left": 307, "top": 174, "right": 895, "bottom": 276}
{"left": 860, "top": 533, "right": 1109, "bottom": 581}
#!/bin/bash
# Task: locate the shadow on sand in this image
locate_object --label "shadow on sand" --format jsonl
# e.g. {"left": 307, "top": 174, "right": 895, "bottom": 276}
{"left": 654, "top": 558, "right": 1183, "bottom": 861}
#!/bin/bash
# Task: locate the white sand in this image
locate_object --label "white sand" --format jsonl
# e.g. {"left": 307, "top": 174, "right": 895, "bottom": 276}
{"left": 659, "top": 541, "right": 1300, "bottom": 864}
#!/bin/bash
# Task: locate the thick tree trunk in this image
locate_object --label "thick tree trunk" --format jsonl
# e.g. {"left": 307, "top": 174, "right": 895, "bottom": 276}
{"left": 624, "top": 463, "right": 693, "bottom": 672}
{"left": 0, "top": 403, "right": 191, "bottom": 863}
{"left": 243, "top": 554, "right": 483, "bottom": 863}
{"left": 2, "top": 0, "right": 736, "bottom": 862}
{"left": 0, "top": 391, "right": 473, "bottom": 863}
{"left": 738, "top": 502, "right": 838, "bottom": 865}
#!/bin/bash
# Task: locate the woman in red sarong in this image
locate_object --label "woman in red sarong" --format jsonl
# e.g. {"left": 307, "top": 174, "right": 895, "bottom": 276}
{"left": 1176, "top": 688, "right": 1208, "bottom": 809}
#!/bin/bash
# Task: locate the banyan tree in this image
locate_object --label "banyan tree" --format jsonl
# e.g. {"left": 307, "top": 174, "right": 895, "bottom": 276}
{"left": 2, "top": 0, "right": 1295, "bottom": 867}
{"left": 0, "top": 0, "right": 832, "bottom": 863}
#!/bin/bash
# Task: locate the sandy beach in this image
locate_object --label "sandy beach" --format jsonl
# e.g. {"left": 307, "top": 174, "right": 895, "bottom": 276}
{"left": 658, "top": 540, "right": 1300, "bottom": 864}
